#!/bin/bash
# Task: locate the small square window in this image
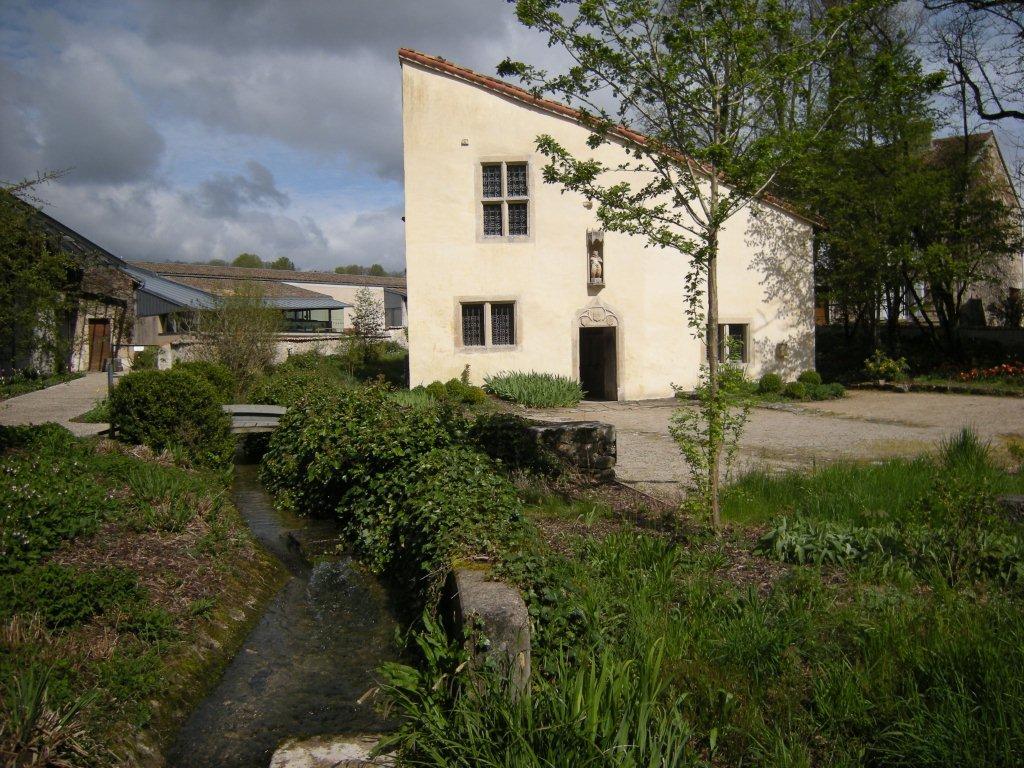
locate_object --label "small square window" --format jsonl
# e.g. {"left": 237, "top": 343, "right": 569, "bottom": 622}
{"left": 508, "top": 203, "right": 528, "bottom": 236}
{"left": 482, "top": 164, "right": 503, "bottom": 198}
{"left": 462, "top": 304, "right": 485, "bottom": 346}
{"left": 482, "top": 203, "right": 503, "bottom": 236}
{"left": 506, "top": 164, "right": 528, "bottom": 197}
{"left": 712, "top": 323, "right": 748, "bottom": 363}
{"left": 491, "top": 303, "right": 515, "bottom": 345}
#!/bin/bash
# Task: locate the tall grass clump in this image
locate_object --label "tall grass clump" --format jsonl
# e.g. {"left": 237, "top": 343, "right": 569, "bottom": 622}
{"left": 483, "top": 371, "right": 584, "bottom": 407}
{"left": 378, "top": 616, "right": 695, "bottom": 767}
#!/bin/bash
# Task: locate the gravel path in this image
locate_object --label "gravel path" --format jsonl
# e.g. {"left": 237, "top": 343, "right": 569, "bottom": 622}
{"left": 527, "top": 391, "right": 1024, "bottom": 501}
{"left": 0, "top": 372, "right": 109, "bottom": 437}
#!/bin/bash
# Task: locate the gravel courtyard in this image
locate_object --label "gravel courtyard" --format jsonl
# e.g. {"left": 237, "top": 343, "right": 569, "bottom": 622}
{"left": 527, "top": 390, "right": 1024, "bottom": 501}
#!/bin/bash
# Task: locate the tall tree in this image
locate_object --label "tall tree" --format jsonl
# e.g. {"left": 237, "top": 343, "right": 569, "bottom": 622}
{"left": 502, "top": 0, "right": 861, "bottom": 528}
{"left": 232, "top": 253, "right": 263, "bottom": 269}
{"left": 191, "top": 282, "right": 282, "bottom": 396}
{"left": 928, "top": 0, "right": 1024, "bottom": 123}
{"left": 268, "top": 256, "right": 297, "bottom": 271}
{"left": 906, "top": 134, "right": 1023, "bottom": 346}
{"left": 782, "top": 3, "right": 943, "bottom": 344}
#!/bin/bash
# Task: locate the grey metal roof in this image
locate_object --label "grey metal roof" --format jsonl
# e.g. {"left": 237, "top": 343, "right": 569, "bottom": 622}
{"left": 125, "top": 265, "right": 218, "bottom": 315}
{"left": 266, "top": 296, "right": 349, "bottom": 310}
{"left": 125, "top": 264, "right": 348, "bottom": 315}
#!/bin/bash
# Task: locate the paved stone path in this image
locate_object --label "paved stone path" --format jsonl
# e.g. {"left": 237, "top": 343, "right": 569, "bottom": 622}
{"left": 527, "top": 390, "right": 1024, "bottom": 501}
{"left": 0, "top": 372, "right": 110, "bottom": 437}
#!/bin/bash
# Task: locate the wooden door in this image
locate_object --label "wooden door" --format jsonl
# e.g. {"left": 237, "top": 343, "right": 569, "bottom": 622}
{"left": 87, "top": 319, "right": 111, "bottom": 372}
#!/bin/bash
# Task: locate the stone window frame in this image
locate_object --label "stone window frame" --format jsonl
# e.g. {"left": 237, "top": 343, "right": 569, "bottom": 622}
{"left": 700, "top": 319, "right": 753, "bottom": 366}
{"left": 716, "top": 321, "right": 751, "bottom": 365}
{"left": 455, "top": 297, "right": 521, "bottom": 352}
{"left": 476, "top": 158, "right": 534, "bottom": 243}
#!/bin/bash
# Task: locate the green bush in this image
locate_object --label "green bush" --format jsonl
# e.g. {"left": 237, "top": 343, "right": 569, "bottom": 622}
{"left": 261, "top": 383, "right": 523, "bottom": 599}
{"left": 422, "top": 379, "right": 488, "bottom": 405}
{"left": 342, "top": 446, "right": 525, "bottom": 594}
{"left": 343, "top": 342, "right": 409, "bottom": 386}
{"left": 250, "top": 367, "right": 354, "bottom": 407}
{"left": 172, "top": 360, "right": 235, "bottom": 402}
{"left": 803, "top": 381, "right": 847, "bottom": 401}
{"left": 109, "top": 368, "right": 234, "bottom": 468}
{"left": 783, "top": 381, "right": 807, "bottom": 400}
{"left": 0, "top": 564, "right": 143, "bottom": 628}
{"left": 260, "top": 383, "right": 464, "bottom": 519}
{"left": 132, "top": 347, "right": 158, "bottom": 371}
{"left": 484, "top": 371, "right": 584, "bottom": 407}
{"left": 1, "top": 426, "right": 111, "bottom": 572}
{"left": 757, "top": 372, "right": 784, "bottom": 394}
{"left": 797, "top": 369, "right": 822, "bottom": 386}
{"left": 864, "top": 349, "right": 910, "bottom": 382}
{"left": 469, "top": 413, "right": 561, "bottom": 475}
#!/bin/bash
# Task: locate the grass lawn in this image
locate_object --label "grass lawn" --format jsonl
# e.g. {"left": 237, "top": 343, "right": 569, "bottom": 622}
{"left": 0, "top": 424, "right": 282, "bottom": 765}
{"left": 0, "top": 371, "right": 83, "bottom": 401}
{"left": 72, "top": 397, "right": 111, "bottom": 424}
{"left": 382, "top": 432, "right": 1024, "bottom": 767}
{"left": 912, "top": 374, "right": 1024, "bottom": 396}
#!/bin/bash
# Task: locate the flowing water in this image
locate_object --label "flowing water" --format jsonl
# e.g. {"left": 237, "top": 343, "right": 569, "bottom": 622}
{"left": 166, "top": 464, "right": 400, "bottom": 768}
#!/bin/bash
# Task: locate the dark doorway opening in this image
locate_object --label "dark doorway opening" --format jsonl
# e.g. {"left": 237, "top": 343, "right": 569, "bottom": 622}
{"left": 87, "top": 319, "right": 111, "bottom": 372}
{"left": 579, "top": 327, "right": 617, "bottom": 400}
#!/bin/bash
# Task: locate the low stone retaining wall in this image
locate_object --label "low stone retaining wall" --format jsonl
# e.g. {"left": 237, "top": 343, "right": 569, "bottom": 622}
{"left": 442, "top": 568, "right": 531, "bottom": 696}
{"left": 526, "top": 420, "right": 617, "bottom": 482}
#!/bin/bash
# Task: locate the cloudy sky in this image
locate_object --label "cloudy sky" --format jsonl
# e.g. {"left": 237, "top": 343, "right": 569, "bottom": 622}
{"left": 0, "top": 0, "right": 567, "bottom": 272}
{"left": 2, "top": 1, "right": 1020, "bottom": 273}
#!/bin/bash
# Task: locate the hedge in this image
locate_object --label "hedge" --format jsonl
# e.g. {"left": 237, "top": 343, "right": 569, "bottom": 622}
{"left": 110, "top": 368, "right": 234, "bottom": 468}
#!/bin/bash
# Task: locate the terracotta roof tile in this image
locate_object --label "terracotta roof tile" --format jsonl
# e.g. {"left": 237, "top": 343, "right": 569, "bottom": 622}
{"left": 398, "top": 48, "right": 820, "bottom": 226}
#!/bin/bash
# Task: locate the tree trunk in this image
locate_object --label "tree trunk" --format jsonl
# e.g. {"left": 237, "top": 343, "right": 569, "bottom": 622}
{"left": 707, "top": 168, "right": 722, "bottom": 531}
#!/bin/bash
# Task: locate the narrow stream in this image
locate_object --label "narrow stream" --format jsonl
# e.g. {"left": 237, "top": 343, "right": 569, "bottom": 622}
{"left": 166, "top": 464, "right": 400, "bottom": 768}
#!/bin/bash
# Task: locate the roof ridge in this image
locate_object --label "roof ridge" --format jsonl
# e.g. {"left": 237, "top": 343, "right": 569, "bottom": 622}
{"left": 129, "top": 260, "right": 406, "bottom": 287}
{"left": 397, "top": 48, "right": 819, "bottom": 226}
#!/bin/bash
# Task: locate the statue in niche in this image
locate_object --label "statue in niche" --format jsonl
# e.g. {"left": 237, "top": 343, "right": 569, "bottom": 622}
{"left": 587, "top": 229, "right": 604, "bottom": 284}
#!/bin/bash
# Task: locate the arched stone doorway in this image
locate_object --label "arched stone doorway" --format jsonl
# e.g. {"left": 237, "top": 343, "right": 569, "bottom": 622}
{"left": 573, "top": 301, "right": 622, "bottom": 401}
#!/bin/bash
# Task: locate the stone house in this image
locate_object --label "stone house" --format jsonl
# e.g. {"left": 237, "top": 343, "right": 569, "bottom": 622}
{"left": 399, "top": 49, "right": 817, "bottom": 400}
{"left": 3, "top": 203, "right": 139, "bottom": 373}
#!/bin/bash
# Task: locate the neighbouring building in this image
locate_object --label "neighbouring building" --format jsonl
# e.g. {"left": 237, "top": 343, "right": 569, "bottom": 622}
{"left": 130, "top": 262, "right": 407, "bottom": 332}
{"left": 928, "top": 132, "right": 1023, "bottom": 327}
{"left": 1, "top": 201, "right": 139, "bottom": 374}
{"left": 127, "top": 262, "right": 407, "bottom": 366}
{"left": 399, "top": 49, "right": 817, "bottom": 400}
{"left": 816, "top": 131, "right": 1024, "bottom": 329}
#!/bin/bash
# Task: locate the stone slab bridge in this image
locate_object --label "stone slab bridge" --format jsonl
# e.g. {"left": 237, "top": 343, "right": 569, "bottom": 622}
{"left": 223, "top": 404, "right": 287, "bottom": 434}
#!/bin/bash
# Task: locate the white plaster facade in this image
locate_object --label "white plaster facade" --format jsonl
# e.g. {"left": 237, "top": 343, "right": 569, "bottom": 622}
{"left": 401, "top": 51, "right": 816, "bottom": 400}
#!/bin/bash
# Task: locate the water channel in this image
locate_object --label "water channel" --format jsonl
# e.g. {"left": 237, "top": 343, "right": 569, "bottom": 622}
{"left": 166, "top": 463, "right": 400, "bottom": 768}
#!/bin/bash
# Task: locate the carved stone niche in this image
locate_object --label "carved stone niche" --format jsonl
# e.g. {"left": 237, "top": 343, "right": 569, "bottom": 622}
{"left": 578, "top": 303, "right": 619, "bottom": 327}
{"left": 587, "top": 229, "right": 605, "bottom": 287}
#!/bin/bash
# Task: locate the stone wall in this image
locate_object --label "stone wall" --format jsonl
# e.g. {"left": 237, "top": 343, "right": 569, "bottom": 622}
{"left": 442, "top": 568, "right": 530, "bottom": 696}
{"left": 526, "top": 420, "right": 617, "bottom": 482}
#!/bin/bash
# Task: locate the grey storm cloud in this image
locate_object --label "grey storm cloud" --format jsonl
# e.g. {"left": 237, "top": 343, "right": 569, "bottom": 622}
{"left": 190, "top": 161, "right": 290, "bottom": 219}
{"left": 0, "top": 47, "right": 164, "bottom": 185}
{"left": 0, "top": 0, "right": 566, "bottom": 269}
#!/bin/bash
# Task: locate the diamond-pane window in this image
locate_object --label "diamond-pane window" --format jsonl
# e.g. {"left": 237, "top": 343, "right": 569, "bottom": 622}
{"left": 508, "top": 203, "right": 528, "bottom": 236}
{"left": 482, "top": 164, "right": 502, "bottom": 198}
{"left": 483, "top": 203, "right": 503, "bottom": 236}
{"left": 491, "top": 303, "right": 515, "bottom": 345}
{"left": 506, "top": 164, "right": 528, "bottom": 197}
{"left": 462, "top": 304, "right": 484, "bottom": 346}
